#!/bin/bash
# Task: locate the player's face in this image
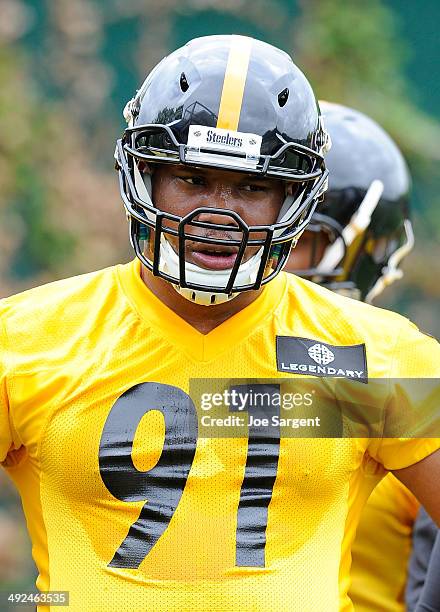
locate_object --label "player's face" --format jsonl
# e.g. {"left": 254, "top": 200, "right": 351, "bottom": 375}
{"left": 149, "top": 164, "right": 285, "bottom": 271}
{"left": 283, "top": 230, "right": 330, "bottom": 274}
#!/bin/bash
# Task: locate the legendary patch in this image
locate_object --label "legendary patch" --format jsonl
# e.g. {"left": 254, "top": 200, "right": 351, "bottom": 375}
{"left": 276, "top": 336, "right": 368, "bottom": 383}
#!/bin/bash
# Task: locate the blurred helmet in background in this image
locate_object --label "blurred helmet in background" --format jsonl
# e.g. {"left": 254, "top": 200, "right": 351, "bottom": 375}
{"left": 115, "top": 34, "right": 329, "bottom": 305}
{"left": 292, "top": 101, "right": 413, "bottom": 303}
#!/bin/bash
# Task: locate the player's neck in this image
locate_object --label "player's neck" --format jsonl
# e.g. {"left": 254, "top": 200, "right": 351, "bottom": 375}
{"left": 140, "top": 265, "right": 263, "bottom": 335}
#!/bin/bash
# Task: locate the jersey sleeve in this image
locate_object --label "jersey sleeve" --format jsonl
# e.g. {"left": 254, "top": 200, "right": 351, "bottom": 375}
{"left": 368, "top": 319, "right": 440, "bottom": 470}
{"left": 0, "top": 312, "right": 13, "bottom": 462}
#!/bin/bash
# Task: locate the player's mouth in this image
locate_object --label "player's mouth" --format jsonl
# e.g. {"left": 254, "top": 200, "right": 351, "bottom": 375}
{"left": 191, "top": 246, "right": 239, "bottom": 270}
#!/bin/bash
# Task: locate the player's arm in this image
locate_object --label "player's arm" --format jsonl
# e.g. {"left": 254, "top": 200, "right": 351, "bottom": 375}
{"left": 0, "top": 312, "right": 13, "bottom": 463}
{"left": 386, "top": 320, "right": 440, "bottom": 527}
{"left": 393, "top": 449, "right": 440, "bottom": 527}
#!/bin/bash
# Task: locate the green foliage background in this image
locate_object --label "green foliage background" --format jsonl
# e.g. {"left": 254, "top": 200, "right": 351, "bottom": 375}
{"left": 0, "top": 0, "right": 439, "bottom": 591}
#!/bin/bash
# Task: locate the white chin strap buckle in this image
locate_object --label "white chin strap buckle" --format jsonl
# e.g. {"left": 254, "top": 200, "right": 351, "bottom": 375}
{"left": 174, "top": 285, "right": 234, "bottom": 307}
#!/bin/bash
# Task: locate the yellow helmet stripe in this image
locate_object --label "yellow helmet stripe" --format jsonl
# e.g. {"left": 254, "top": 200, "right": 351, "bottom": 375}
{"left": 217, "top": 36, "right": 253, "bottom": 131}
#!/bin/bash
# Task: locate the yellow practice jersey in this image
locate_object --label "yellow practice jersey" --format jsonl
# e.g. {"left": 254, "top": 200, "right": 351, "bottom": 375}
{"left": 1, "top": 259, "right": 439, "bottom": 612}
{"left": 349, "top": 473, "right": 420, "bottom": 612}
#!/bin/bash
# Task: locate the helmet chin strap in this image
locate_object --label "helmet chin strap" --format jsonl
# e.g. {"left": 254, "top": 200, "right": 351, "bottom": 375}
{"left": 132, "top": 163, "right": 302, "bottom": 306}
{"left": 159, "top": 237, "right": 263, "bottom": 306}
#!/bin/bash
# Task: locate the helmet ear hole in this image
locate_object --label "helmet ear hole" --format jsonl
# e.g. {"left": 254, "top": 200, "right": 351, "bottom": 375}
{"left": 180, "top": 72, "right": 189, "bottom": 92}
{"left": 278, "top": 88, "right": 289, "bottom": 107}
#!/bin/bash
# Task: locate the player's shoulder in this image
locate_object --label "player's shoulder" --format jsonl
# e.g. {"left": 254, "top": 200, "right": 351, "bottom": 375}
{"left": 286, "top": 274, "right": 408, "bottom": 328}
{"left": 281, "top": 272, "right": 437, "bottom": 349}
{"left": 0, "top": 263, "right": 122, "bottom": 340}
{"left": 279, "top": 273, "right": 439, "bottom": 376}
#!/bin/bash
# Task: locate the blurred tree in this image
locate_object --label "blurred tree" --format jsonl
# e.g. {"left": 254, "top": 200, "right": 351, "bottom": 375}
{"left": 0, "top": 45, "right": 73, "bottom": 289}
{"left": 0, "top": 18, "right": 129, "bottom": 297}
{"left": 291, "top": 0, "right": 440, "bottom": 186}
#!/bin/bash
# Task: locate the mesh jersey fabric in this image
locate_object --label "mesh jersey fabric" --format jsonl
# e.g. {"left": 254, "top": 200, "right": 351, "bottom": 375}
{"left": 349, "top": 473, "right": 420, "bottom": 611}
{"left": 0, "top": 258, "right": 439, "bottom": 612}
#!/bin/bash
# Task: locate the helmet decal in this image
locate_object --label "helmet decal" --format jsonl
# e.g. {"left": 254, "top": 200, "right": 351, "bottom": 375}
{"left": 217, "top": 35, "right": 253, "bottom": 131}
{"left": 186, "top": 125, "right": 262, "bottom": 170}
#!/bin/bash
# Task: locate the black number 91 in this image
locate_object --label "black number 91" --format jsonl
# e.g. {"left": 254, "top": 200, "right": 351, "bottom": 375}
{"left": 99, "top": 382, "right": 280, "bottom": 569}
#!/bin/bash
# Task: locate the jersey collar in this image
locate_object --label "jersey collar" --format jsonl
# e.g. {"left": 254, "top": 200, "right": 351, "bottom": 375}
{"left": 117, "top": 258, "right": 287, "bottom": 362}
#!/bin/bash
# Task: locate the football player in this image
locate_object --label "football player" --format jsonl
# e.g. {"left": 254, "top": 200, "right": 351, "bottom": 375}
{"left": 1, "top": 35, "right": 440, "bottom": 612}
{"left": 285, "top": 101, "right": 419, "bottom": 612}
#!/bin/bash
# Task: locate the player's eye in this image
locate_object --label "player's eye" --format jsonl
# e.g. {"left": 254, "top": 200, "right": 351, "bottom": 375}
{"left": 241, "top": 183, "right": 267, "bottom": 192}
{"left": 177, "top": 175, "right": 206, "bottom": 186}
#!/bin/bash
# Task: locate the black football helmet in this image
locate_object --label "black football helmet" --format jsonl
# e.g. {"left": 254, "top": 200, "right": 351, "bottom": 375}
{"left": 115, "top": 35, "right": 329, "bottom": 305}
{"left": 292, "top": 101, "right": 413, "bottom": 303}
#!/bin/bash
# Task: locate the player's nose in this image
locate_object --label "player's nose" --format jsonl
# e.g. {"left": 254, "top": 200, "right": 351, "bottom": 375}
{"left": 197, "top": 183, "right": 243, "bottom": 225}
{"left": 196, "top": 209, "right": 240, "bottom": 229}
